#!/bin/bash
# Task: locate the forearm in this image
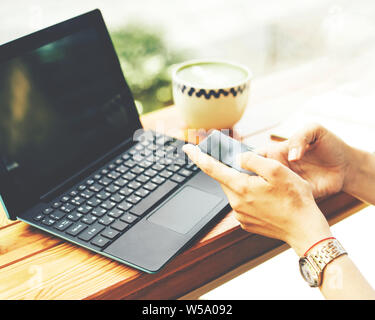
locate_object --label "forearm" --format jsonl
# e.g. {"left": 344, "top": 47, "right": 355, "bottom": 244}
{"left": 343, "top": 147, "right": 375, "bottom": 204}
{"left": 320, "top": 254, "right": 375, "bottom": 299}
{"left": 288, "top": 204, "right": 375, "bottom": 299}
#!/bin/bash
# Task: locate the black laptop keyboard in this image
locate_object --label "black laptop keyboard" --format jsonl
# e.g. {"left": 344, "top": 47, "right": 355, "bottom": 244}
{"left": 32, "top": 132, "right": 199, "bottom": 250}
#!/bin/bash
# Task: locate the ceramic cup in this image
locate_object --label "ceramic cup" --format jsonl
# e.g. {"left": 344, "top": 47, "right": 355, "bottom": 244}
{"left": 172, "top": 59, "right": 252, "bottom": 130}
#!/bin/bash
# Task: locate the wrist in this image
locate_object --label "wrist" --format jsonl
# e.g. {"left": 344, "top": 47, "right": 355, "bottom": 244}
{"left": 286, "top": 206, "right": 333, "bottom": 257}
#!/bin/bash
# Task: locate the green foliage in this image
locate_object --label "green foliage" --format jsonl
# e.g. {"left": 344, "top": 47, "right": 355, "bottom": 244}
{"left": 110, "top": 25, "right": 186, "bottom": 114}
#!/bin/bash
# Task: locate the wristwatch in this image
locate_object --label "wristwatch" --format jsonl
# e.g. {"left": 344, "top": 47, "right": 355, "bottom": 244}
{"left": 299, "top": 237, "right": 347, "bottom": 287}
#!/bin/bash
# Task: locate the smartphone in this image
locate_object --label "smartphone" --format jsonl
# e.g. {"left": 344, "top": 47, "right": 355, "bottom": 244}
{"left": 198, "top": 130, "right": 257, "bottom": 175}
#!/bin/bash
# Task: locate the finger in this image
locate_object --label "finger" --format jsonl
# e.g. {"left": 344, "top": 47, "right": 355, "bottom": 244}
{"left": 182, "top": 144, "right": 250, "bottom": 191}
{"left": 261, "top": 140, "right": 289, "bottom": 166}
{"left": 287, "top": 123, "right": 327, "bottom": 162}
{"left": 254, "top": 146, "right": 268, "bottom": 157}
{"left": 237, "top": 151, "right": 289, "bottom": 182}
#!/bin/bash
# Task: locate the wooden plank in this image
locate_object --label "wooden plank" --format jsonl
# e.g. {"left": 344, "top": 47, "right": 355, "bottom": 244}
{"left": 0, "top": 206, "right": 14, "bottom": 228}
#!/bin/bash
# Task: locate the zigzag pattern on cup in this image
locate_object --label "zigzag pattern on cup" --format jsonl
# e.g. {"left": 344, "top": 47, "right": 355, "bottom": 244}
{"left": 175, "top": 83, "right": 248, "bottom": 99}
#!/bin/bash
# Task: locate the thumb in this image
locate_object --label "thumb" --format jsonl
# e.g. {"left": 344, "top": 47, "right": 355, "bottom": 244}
{"left": 287, "top": 123, "right": 326, "bottom": 162}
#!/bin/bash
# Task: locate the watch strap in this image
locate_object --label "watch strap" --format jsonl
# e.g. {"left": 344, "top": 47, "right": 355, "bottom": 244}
{"left": 306, "top": 238, "right": 347, "bottom": 272}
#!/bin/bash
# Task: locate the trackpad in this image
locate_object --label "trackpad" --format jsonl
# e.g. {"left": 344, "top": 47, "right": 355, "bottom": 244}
{"left": 147, "top": 186, "right": 222, "bottom": 234}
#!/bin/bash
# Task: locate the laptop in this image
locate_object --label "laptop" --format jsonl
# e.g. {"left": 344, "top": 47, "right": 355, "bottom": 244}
{"left": 0, "top": 9, "right": 229, "bottom": 273}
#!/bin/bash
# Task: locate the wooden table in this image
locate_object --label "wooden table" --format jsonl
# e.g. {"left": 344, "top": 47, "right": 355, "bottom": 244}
{"left": 0, "top": 58, "right": 368, "bottom": 299}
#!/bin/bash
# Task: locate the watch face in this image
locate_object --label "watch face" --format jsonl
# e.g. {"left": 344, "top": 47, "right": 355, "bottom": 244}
{"left": 299, "top": 258, "right": 319, "bottom": 287}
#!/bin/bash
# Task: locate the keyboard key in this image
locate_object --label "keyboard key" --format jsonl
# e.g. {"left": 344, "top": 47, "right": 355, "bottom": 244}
{"left": 158, "top": 157, "right": 173, "bottom": 165}
{"left": 179, "top": 168, "right": 193, "bottom": 177}
{"left": 86, "top": 179, "right": 95, "bottom": 186}
{"left": 111, "top": 220, "right": 129, "bottom": 232}
{"left": 144, "top": 169, "right": 158, "bottom": 177}
{"left": 60, "top": 203, "right": 75, "bottom": 213}
{"left": 115, "top": 158, "right": 123, "bottom": 165}
{"left": 69, "top": 190, "right": 79, "bottom": 197}
{"left": 151, "top": 163, "right": 165, "bottom": 171}
{"left": 128, "top": 181, "right": 141, "bottom": 190}
{"left": 130, "top": 166, "right": 144, "bottom": 175}
{"left": 101, "top": 227, "right": 119, "bottom": 240}
{"left": 166, "top": 164, "right": 181, "bottom": 172}
{"left": 77, "top": 205, "right": 93, "bottom": 214}
{"left": 155, "top": 149, "right": 166, "bottom": 158}
{"left": 87, "top": 197, "right": 102, "bottom": 207}
{"left": 71, "top": 196, "right": 86, "bottom": 206}
{"left": 94, "top": 173, "right": 102, "bottom": 180}
{"left": 171, "top": 174, "right": 186, "bottom": 184}
{"left": 110, "top": 194, "right": 125, "bottom": 203}
{"left": 117, "top": 200, "right": 132, "bottom": 212}
{"left": 107, "top": 208, "right": 124, "bottom": 219}
{"left": 136, "top": 174, "right": 149, "bottom": 184}
{"left": 127, "top": 194, "right": 141, "bottom": 205}
{"left": 120, "top": 213, "right": 138, "bottom": 224}
{"left": 33, "top": 214, "right": 44, "bottom": 221}
{"left": 89, "top": 183, "right": 104, "bottom": 192}
{"left": 116, "top": 165, "right": 128, "bottom": 174}
{"left": 54, "top": 219, "right": 73, "bottom": 231}
{"left": 151, "top": 176, "right": 166, "bottom": 185}
{"left": 123, "top": 172, "right": 136, "bottom": 181}
{"left": 124, "top": 159, "right": 136, "bottom": 168}
{"left": 96, "top": 190, "right": 111, "bottom": 200}
{"left": 43, "top": 207, "right": 54, "bottom": 215}
{"left": 119, "top": 187, "right": 133, "bottom": 196}
{"left": 135, "top": 188, "right": 150, "bottom": 198}
{"left": 122, "top": 153, "right": 131, "bottom": 161}
{"left": 80, "top": 189, "right": 94, "bottom": 199}
{"left": 160, "top": 170, "right": 173, "bottom": 179}
{"left": 61, "top": 196, "right": 70, "bottom": 203}
{"left": 108, "top": 163, "right": 116, "bottom": 170}
{"left": 130, "top": 180, "right": 177, "bottom": 216}
{"left": 91, "top": 235, "right": 110, "bottom": 248}
{"left": 78, "top": 223, "right": 104, "bottom": 241}
{"left": 143, "top": 182, "right": 157, "bottom": 191}
{"left": 177, "top": 158, "right": 188, "bottom": 166}
{"left": 99, "top": 177, "right": 112, "bottom": 186}
{"left": 106, "top": 184, "right": 120, "bottom": 194}
{"left": 81, "top": 214, "right": 97, "bottom": 225}
{"left": 98, "top": 215, "right": 115, "bottom": 226}
{"left": 67, "top": 212, "right": 83, "bottom": 221}
{"left": 114, "top": 178, "right": 128, "bottom": 187}
{"left": 42, "top": 217, "right": 56, "bottom": 226}
{"left": 132, "top": 154, "right": 144, "bottom": 162}
{"left": 49, "top": 210, "right": 65, "bottom": 220}
{"left": 52, "top": 202, "right": 62, "bottom": 208}
{"left": 107, "top": 171, "right": 121, "bottom": 180}
{"left": 100, "top": 200, "right": 116, "bottom": 210}
{"left": 66, "top": 222, "right": 87, "bottom": 236}
{"left": 138, "top": 160, "right": 152, "bottom": 168}
{"left": 91, "top": 207, "right": 107, "bottom": 217}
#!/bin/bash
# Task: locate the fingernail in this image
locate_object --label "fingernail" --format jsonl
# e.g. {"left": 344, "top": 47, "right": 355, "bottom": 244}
{"left": 288, "top": 148, "right": 299, "bottom": 161}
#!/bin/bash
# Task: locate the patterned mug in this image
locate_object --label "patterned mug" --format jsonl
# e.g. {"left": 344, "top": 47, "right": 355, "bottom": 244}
{"left": 172, "top": 59, "right": 252, "bottom": 130}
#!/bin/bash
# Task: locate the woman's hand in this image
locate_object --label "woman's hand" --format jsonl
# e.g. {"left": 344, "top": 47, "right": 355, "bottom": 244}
{"left": 259, "top": 123, "right": 354, "bottom": 199}
{"left": 183, "top": 144, "right": 332, "bottom": 256}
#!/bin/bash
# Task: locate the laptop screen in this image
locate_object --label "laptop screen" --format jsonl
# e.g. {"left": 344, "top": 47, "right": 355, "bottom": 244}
{"left": 0, "top": 11, "right": 142, "bottom": 218}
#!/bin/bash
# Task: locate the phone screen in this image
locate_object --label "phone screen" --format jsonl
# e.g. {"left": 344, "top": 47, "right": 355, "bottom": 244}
{"left": 198, "top": 130, "right": 256, "bottom": 175}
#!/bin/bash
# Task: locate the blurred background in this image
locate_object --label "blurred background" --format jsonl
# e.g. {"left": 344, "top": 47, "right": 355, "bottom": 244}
{"left": 2, "top": 0, "right": 375, "bottom": 115}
